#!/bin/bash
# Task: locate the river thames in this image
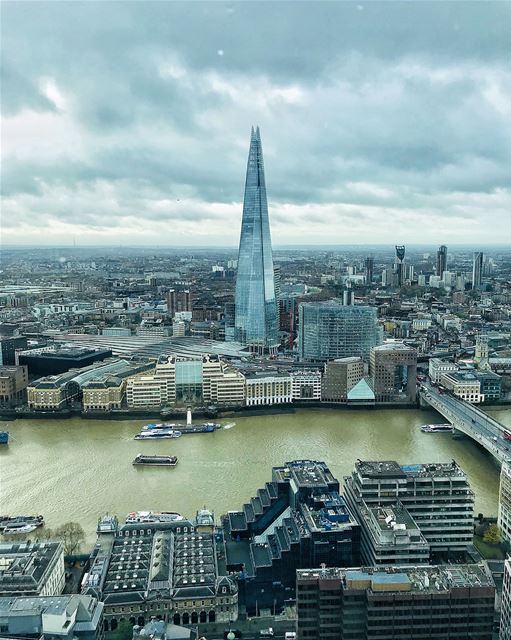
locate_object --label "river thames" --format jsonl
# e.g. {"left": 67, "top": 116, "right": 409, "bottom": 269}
{"left": 2, "top": 407, "right": 510, "bottom": 544}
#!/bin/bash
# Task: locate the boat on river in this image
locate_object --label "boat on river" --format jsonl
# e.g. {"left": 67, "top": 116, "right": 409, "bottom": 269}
{"left": 420, "top": 424, "right": 453, "bottom": 433}
{"left": 0, "top": 431, "right": 9, "bottom": 444}
{"left": 126, "top": 511, "right": 184, "bottom": 524}
{"left": 132, "top": 454, "right": 178, "bottom": 467}
{"left": 135, "top": 428, "right": 182, "bottom": 440}
{"left": 0, "top": 515, "right": 44, "bottom": 534}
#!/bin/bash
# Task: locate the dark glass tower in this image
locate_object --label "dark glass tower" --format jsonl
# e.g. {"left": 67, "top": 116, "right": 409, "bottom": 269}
{"left": 234, "top": 127, "right": 279, "bottom": 352}
{"left": 436, "top": 245, "right": 447, "bottom": 278}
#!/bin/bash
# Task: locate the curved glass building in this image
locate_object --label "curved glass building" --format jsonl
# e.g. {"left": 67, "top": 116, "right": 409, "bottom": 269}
{"left": 234, "top": 127, "right": 279, "bottom": 353}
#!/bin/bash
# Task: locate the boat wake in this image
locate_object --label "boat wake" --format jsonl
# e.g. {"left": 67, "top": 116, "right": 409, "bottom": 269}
{"left": 222, "top": 423, "right": 235, "bottom": 429}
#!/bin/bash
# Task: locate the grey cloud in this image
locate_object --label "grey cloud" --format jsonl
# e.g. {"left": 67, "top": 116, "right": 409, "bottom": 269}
{"left": 2, "top": 1, "right": 511, "bottom": 244}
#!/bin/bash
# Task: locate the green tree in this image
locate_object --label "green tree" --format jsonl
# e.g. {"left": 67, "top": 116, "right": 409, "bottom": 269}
{"left": 53, "top": 522, "right": 85, "bottom": 556}
{"left": 112, "top": 620, "right": 133, "bottom": 640}
{"left": 483, "top": 523, "right": 501, "bottom": 544}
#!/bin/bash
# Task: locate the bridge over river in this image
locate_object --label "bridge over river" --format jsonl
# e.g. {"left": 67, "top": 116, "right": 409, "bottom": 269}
{"left": 420, "top": 384, "right": 510, "bottom": 465}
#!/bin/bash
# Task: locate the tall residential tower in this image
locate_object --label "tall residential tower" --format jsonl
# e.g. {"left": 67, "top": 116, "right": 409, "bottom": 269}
{"left": 234, "top": 127, "right": 279, "bottom": 353}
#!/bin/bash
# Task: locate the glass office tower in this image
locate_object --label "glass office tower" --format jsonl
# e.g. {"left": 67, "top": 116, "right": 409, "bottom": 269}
{"left": 298, "top": 301, "right": 381, "bottom": 362}
{"left": 234, "top": 127, "right": 279, "bottom": 353}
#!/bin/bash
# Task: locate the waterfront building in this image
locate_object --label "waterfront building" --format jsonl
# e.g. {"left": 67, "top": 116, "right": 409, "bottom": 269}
{"left": 436, "top": 244, "right": 448, "bottom": 278}
{"left": 477, "top": 370, "right": 502, "bottom": 402}
{"left": 167, "top": 289, "right": 192, "bottom": 318}
{"left": 370, "top": 343, "right": 417, "bottom": 403}
{"left": 440, "top": 370, "right": 483, "bottom": 403}
{"left": 222, "top": 460, "right": 360, "bottom": 615}
{"left": 296, "top": 563, "right": 495, "bottom": 640}
{"left": 298, "top": 301, "right": 380, "bottom": 363}
{"left": 498, "top": 462, "right": 511, "bottom": 547}
{"left": 28, "top": 359, "right": 151, "bottom": 411}
{"left": 321, "top": 357, "right": 364, "bottom": 403}
{"left": 355, "top": 502, "right": 430, "bottom": 566}
{"left": 244, "top": 370, "right": 292, "bottom": 406}
{"left": 0, "top": 365, "right": 28, "bottom": 407}
{"left": 0, "top": 541, "right": 65, "bottom": 597}
{"left": 126, "top": 355, "right": 245, "bottom": 409}
{"left": 502, "top": 558, "right": 511, "bottom": 640}
{"left": 473, "top": 251, "right": 484, "bottom": 289}
{"left": 234, "top": 127, "right": 279, "bottom": 353}
{"left": 290, "top": 370, "right": 322, "bottom": 401}
{"left": 82, "top": 517, "right": 237, "bottom": 630}
{"left": 18, "top": 346, "right": 112, "bottom": 376}
{"left": 0, "top": 336, "right": 28, "bottom": 366}
{"left": 0, "top": 594, "right": 104, "bottom": 640}
{"left": 428, "top": 357, "right": 458, "bottom": 383}
{"left": 344, "top": 460, "right": 474, "bottom": 556}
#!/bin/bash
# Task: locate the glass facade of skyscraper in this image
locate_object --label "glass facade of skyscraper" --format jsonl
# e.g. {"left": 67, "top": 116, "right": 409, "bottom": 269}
{"left": 234, "top": 127, "right": 279, "bottom": 352}
{"left": 298, "top": 301, "right": 381, "bottom": 362}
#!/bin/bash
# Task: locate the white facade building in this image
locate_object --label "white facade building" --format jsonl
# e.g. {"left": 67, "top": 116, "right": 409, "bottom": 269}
{"left": 429, "top": 358, "right": 458, "bottom": 383}
{"left": 290, "top": 370, "right": 322, "bottom": 401}
{"left": 245, "top": 372, "right": 292, "bottom": 406}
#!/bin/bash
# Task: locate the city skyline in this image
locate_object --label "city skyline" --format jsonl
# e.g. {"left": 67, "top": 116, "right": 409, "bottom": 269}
{"left": 2, "top": 2, "right": 511, "bottom": 247}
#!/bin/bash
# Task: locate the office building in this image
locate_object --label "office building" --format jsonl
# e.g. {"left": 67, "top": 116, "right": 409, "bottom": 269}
{"left": 321, "top": 357, "right": 364, "bottom": 403}
{"left": 428, "top": 358, "right": 457, "bottom": 383}
{"left": 0, "top": 541, "right": 65, "bottom": 597}
{"left": 296, "top": 563, "right": 495, "bottom": 640}
{"left": 167, "top": 289, "right": 192, "bottom": 318}
{"left": 436, "top": 244, "right": 447, "bottom": 278}
{"left": 244, "top": 371, "right": 292, "bottom": 406}
{"left": 234, "top": 127, "right": 279, "bottom": 353}
{"left": 0, "top": 336, "right": 28, "bottom": 366}
{"left": 344, "top": 460, "right": 474, "bottom": 556}
{"left": 223, "top": 460, "right": 360, "bottom": 615}
{"left": 498, "top": 462, "right": 511, "bottom": 547}
{"left": 502, "top": 558, "right": 511, "bottom": 640}
{"left": 440, "top": 370, "right": 483, "bottom": 403}
{"left": 364, "top": 257, "right": 374, "bottom": 284}
{"left": 101, "top": 327, "right": 131, "bottom": 337}
{"left": 291, "top": 370, "right": 322, "bottom": 401}
{"left": 370, "top": 343, "right": 417, "bottom": 403}
{"left": 224, "top": 302, "right": 236, "bottom": 342}
{"left": 394, "top": 245, "right": 406, "bottom": 286}
{"left": 298, "top": 302, "right": 380, "bottom": 362}
{"left": 126, "top": 355, "right": 245, "bottom": 409}
{"left": 472, "top": 251, "right": 483, "bottom": 289}
{"left": 0, "top": 595, "right": 104, "bottom": 640}
{"left": 0, "top": 365, "right": 28, "bottom": 407}
{"left": 82, "top": 516, "right": 237, "bottom": 630}
{"left": 355, "top": 502, "right": 430, "bottom": 566}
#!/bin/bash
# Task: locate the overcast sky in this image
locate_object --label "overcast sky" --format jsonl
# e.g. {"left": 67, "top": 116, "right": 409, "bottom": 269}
{"left": 2, "top": 1, "right": 511, "bottom": 247}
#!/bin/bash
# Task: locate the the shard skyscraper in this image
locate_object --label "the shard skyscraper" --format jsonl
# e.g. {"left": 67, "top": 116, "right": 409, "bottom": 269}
{"left": 234, "top": 127, "right": 279, "bottom": 353}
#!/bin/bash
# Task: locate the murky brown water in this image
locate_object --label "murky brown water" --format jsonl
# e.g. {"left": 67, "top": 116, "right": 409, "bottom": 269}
{"left": 2, "top": 407, "right": 510, "bottom": 544}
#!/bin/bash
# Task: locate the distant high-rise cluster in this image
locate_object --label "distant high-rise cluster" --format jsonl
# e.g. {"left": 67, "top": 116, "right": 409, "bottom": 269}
{"left": 234, "top": 127, "right": 279, "bottom": 353}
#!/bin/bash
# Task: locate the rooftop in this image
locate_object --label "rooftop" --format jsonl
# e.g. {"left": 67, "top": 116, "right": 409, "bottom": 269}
{"left": 297, "top": 563, "right": 495, "bottom": 594}
{"left": 355, "top": 459, "right": 466, "bottom": 479}
{"left": 273, "top": 460, "right": 336, "bottom": 488}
